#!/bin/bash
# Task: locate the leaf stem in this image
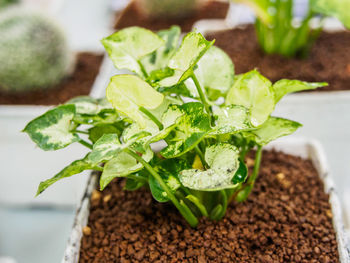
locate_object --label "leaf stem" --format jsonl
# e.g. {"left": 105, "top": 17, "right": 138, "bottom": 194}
{"left": 125, "top": 148, "right": 198, "bottom": 227}
{"left": 79, "top": 139, "right": 93, "bottom": 149}
{"left": 139, "top": 106, "right": 164, "bottom": 130}
{"left": 194, "top": 145, "right": 208, "bottom": 169}
{"left": 191, "top": 74, "right": 212, "bottom": 118}
{"left": 137, "top": 60, "right": 149, "bottom": 78}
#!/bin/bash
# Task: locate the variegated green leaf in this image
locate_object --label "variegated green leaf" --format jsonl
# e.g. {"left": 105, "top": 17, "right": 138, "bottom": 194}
{"left": 226, "top": 69, "right": 275, "bottom": 127}
{"left": 23, "top": 104, "right": 79, "bottom": 151}
{"left": 100, "top": 148, "right": 153, "bottom": 190}
{"left": 67, "top": 96, "right": 113, "bottom": 115}
{"left": 106, "top": 75, "right": 164, "bottom": 128}
{"left": 210, "top": 105, "right": 252, "bottom": 135}
{"left": 36, "top": 156, "right": 95, "bottom": 195}
{"left": 160, "top": 103, "right": 211, "bottom": 158}
{"left": 179, "top": 144, "right": 240, "bottom": 191}
{"left": 273, "top": 79, "right": 328, "bottom": 103}
{"left": 101, "top": 27, "right": 164, "bottom": 76}
{"left": 149, "top": 159, "right": 189, "bottom": 202}
{"left": 159, "top": 32, "right": 214, "bottom": 86}
{"left": 141, "top": 26, "right": 181, "bottom": 74}
{"left": 186, "top": 46, "right": 234, "bottom": 100}
{"left": 88, "top": 124, "right": 122, "bottom": 143}
{"left": 310, "top": 0, "right": 350, "bottom": 28}
{"left": 245, "top": 117, "right": 302, "bottom": 145}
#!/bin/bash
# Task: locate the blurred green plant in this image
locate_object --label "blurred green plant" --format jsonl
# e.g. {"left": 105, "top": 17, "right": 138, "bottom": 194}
{"left": 24, "top": 26, "right": 326, "bottom": 227}
{"left": 0, "top": 0, "right": 18, "bottom": 8}
{"left": 136, "top": 0, "right": 199, "bottom": 19}
{"left": 231, "top": 0, "right": 350, "bottom": 57}
{"left": 0, "top": 7, "right": 73, "bottom": 93}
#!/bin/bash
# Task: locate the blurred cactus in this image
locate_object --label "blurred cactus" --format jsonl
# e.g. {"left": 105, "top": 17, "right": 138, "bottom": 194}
{"left": 136, "top": 0, "right": 200, "bottom": 20}
{"left": 0, "top": 7, "right": 74, "bottom": 93}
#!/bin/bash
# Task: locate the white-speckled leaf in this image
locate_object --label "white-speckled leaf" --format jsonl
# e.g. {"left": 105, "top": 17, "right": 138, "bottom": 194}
{"left": 226, "top": 69, "right": 275, "bottom": 127}
{"left": 246, "top": 117, "right": 302, "bottom": 145}
{"left": 36, "top": 156, "right": 94, "bottom": 195}
{"left": 101, "top": 27, "right": 164, "bottom": 76}
{"left": 179, "top": 144, "right": 240, "bottom": 191}
{"left": 273, "top": 79, "right": 328, "bottom": 103}
{"left": 141, "top": 26, "right": 181, "bottom": 74}
{"left": 188, "top": 46, "right": 234, "bottom": 100}
{"left": 23, "top": 104, "right": 79, "bottom": 151}
{"left": 160, "top": 103, "right": 211, "bottom": 158}
{"left": 106, "top": 75, "right": 164, "bottom": 128}
{"left": 210, "top": 105, "right": 252, "bottom": 135}
{"left": 67, "top": 96, "right": 113, "bottom": 115}
{"left": 159, "top": 32, "right": 214, "bottom": 86}
{"left": 100, "top": 148, "right": 153, "bottom": 190}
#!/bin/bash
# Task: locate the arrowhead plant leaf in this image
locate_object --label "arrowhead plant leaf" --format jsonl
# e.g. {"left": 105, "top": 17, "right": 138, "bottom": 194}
{"left": 310, "top": 0, "right": 350, "bottom": 28}
{"left": 23, "top": 104, "right": 79, "bottom": 151}
{"left": 102, "top": 27, "right": 164, "bottom": 76}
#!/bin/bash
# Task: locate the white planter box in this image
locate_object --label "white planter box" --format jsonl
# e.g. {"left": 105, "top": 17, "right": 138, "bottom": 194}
{"left": 193, "top": 16, "right": 350, "bottom": 226}
{"left": 62, "top": 138, "right": 350, "bottom": 263}
{"left": 0, "top": 56, "right": 115, "bottom": 207}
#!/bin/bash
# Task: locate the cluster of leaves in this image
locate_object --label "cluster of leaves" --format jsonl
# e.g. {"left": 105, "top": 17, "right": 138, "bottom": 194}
{"left": 232, "top": 0, "right": 350, "bottom": 57}
{"left": 24, "top": 26, "right": 326, "bottom": 227}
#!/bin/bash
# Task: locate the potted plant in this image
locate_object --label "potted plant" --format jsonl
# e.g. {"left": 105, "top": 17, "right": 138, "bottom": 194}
{"left": 114, "top": 0, "right": 230, "bottom": 31}
{"left": 0, "top": 6, "right": 110, "bottom": 206}
{"left": 24, "top": 26, "right": 349, "bottom": 261}
{"left": 194, "top": 0, "right": 350, "bottom": 208}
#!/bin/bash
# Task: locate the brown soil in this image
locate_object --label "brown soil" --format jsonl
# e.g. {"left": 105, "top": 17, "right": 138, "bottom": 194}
{"left": 206, "top": 25, "right": 350, "bottom": 92}
{"left": 114, "top": 1, "right": 229, "bottom": 32}
{"left": 0, "top": 52, "right": 103, "bottom": 105}
{"left": 79, "top": 150, "right": 339, "bottom": 262}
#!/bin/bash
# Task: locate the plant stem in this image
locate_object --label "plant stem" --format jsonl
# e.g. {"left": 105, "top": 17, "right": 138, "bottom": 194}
{"left": 137, "top": 60, "right": 149, "bottom": 78}
{"left": 194, "top": 145, "right": 208, "bottom": 169}
{"left": 79, "top": 139, "right": 93, "bottom": 149}
{"left": 125, "top": 148, "right": 198, "bottom": 227}
{"left": 139, "top": 106, "right": 164, "bottom": 130}
{"left": 191, "top": 74, "right": 212, "bottom": 118}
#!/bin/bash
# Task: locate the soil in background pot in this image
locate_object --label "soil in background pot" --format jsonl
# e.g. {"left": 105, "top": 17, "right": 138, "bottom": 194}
{"left": 79, "top": 150, "right": 339, "bottom": 262}
{"left": 114, "top": 1, "right": 230, "bottom": 32}
{"left": 207, "top": 25, "right": 350, "bottom": 92}
{"left": 0, "top": 52, "right": 103, "bottom": 105}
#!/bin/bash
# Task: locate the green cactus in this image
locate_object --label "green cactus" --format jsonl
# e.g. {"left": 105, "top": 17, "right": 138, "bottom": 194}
{"left": 0, "top": 8, "right": 73, "bottom": 93}
{"left": 137, "top": 0, "right": 199, "bottom": 20}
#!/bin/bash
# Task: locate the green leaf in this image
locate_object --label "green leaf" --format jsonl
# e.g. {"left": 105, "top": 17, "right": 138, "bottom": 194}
{"left": 245, "top": 117, "right": 302, "bottom": 145}
{"left": 124, "top": 177, "right": 146, "bottom": 191}
{"left": 67, "top": 96, "right": 112, "bottom": 115}
{"left": 100, "top": 148, "right": 153, "bottom": 190}
{"left": 273, "top": 79, "right": 328, "bottom": 103}
{"left": 101, "top": 27, "right": 164, "bottom": 76}
{"left": 72, "top": 109, "right": 120, "bottom": 125}
{"left": 310, "top": 0, "right": 350, "bottom": 28}
{"left": 23, "top": 104, "right": 79, "bottom": 151}
{"left": 232, "top": 160, "right": 248, "bottom": 184}
{"left": 186, "top": 46, "right": 235, "bottom": 100}
{"left": 226, "top": 69, "right": 275, "bottom": 127}
{"left": 179, "top": 143, "right": 240, "bottom": 191}
{"left": 210, "top": 105, "right": 253, "bottom": 135}
{"left": 149, "top": 158, "right": 187, "bottom": 202}
{"left": 141, "top": 26, "right": 181, "bottom": 74}
{"left": 160, "top": 103, "right": 211, "bottom": 158}
{"left": 159, "top": 32, "right": 214, "bottom": 86}
{"left": 88, "top": 124, "right": 122, "bottom": 143}
{"left": 36, "top": 157, "right": 94, "bottom": 195}
{"left": 106, "top": 75, "right": 164, "bottom": 128}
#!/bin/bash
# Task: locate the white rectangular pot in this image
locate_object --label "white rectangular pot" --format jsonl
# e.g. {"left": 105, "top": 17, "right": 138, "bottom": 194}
{"left": 0, "top": 55, "right": 116, "bottom": 207}
{"left": 193, "top": 16, "right": 350, "bottom": 227}
{"left": 62, "top": 137, "right": 350, "bottom": 263}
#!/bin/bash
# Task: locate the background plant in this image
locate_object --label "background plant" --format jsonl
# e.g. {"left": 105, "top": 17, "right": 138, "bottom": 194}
{"left": 24, "top": 26, "right": 326, "bottom": 227}
{"left": 0, "top": 7, "right": 73, "bottom": 93}
{"left": 231, "top": 0, "right": 350, "bottom": 57}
